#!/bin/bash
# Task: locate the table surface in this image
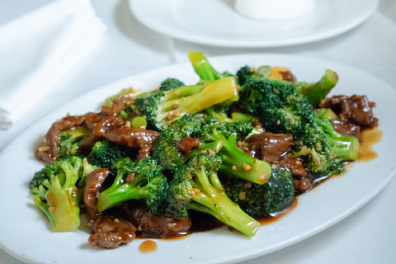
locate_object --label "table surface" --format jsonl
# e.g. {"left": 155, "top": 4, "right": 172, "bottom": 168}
{"left": 0, "top": 1, "right": 395, "bottom": 263}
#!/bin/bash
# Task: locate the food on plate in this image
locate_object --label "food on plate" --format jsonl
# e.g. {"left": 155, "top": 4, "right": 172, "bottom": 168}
{"left": 30, "top": 52, "right": 379, "bottom": 249}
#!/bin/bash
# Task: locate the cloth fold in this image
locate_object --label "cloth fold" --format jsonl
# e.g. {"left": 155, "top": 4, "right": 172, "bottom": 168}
{"left": 0, "top": 0, "right": 106, "bottom": 129}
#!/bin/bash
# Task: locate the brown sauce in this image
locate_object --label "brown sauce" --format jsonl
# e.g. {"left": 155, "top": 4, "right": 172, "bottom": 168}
{"left": 257, "top": 198, "right": 298, "bottom": 226}
{"left": 358, "top": 128, "right": 382, "bottom": 162}
{"left": 299, "top": 128, "right": 382, "bottom": 193}
{"left": 138, "top": 240, "right": 157, "bottom": 254}
{"left": 159, "top": 234, "right": 190, "bottom": 241}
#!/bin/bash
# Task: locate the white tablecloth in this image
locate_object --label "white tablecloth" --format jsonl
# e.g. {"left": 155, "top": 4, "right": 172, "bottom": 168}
{"left": 0, "top": 0, "right": 395, "bottom": 263}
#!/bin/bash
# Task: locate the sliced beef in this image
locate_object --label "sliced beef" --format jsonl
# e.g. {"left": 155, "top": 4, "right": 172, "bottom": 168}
{"left": 319, "top": 95, "right": 378, "bottom": 128}
{"left": 37, "top": 98, "right": 126, "bottom": 162}
{"left": 332, "top": 118, "right": 362, "bottom": 142}
{"left": 246, "top": 132, "right": 293, "bottom": 162}
{"left": 279, "top": 71, "right": 297, "bottom": 82}
{"left": 84, "top": 168, "right": 136, "bottom": 249}
{"left": 116, "top": 205, "right": 191, "bottom": 238}
{"left": 175, "top": 137, "right": 200, "bottom": 154}
{"left": 279, "top": 156, "right": 307, "bottom": 178}
{"left": 104, "top": 127, "right": 160, "bottom": 159}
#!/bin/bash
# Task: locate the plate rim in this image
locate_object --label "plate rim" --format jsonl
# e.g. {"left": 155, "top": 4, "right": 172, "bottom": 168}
{"left": 129, "top": 0, "right": 379, "bottom": 48}
{"left": 0, "top": 53, "right": 395, "bottom": 264}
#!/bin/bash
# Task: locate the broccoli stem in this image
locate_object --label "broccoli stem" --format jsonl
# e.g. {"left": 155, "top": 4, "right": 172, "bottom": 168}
{"left": 178, "top": 77, "right": 238, "bottom": 114}
{"left": 187, "top": 169, "right": 259, "bottom": 237}
{"left": 298, "top": 69, "right": 339, "bottom": 106}
{"left": 33, "top": 176, "right": 80, "bottom": 232}
{"left": 319, "top": 119, "right": 359, "bottom": 161}
{"left": 188, "top": 51, "right": 226, "bottom": 81}
{"left": 97, "top": 183, "right": 151, "bottom": 212}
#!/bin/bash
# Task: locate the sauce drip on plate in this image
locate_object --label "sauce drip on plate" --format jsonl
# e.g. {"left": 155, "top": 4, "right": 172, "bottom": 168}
{"left": 138, "top": 240, "right": 157, "bottom": 254}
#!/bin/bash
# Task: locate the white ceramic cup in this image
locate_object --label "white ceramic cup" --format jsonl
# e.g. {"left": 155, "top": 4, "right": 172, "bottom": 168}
{"left": 234, "top": 0, "right": 316, "bottom": 21}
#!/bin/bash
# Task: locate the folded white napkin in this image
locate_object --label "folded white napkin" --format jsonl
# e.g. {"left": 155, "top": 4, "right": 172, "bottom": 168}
{"left": 0, "top": 0, "right": 106, "bottom": 129}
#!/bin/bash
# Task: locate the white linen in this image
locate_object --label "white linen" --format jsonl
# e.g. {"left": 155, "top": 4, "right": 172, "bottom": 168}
{"left": 0, "top": 0, "right": 106, "bottom": 129}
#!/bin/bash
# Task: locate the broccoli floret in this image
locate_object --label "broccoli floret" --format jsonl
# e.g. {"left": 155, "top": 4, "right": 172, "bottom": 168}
{"left": 225, "top": 166, "right": 295, "bottom": 217}
{"left": 297, "top": 69, "right": 339, "bottom": 106}
{"left": 187, "top": 122, "right": 271, "bottom": 184}
{"left": 294, "top": 113, "right": 359, "bottom": 175}
{"left": 152, "top": 133, "right": 183, "bottom": 174}
{"left": 30, "top": 156, "right": 85, "bottom": 232}
{"left": 159, "top": 78, "right": 185, "bottom": 91}
{"left": 239, "top": 77, "right": 359, "bottom": 176}
{"left": 152, "top": 115, "right": 202, "bottom": 173}
{"left": 188, "top": 51, "right": 232, "bottom": 81}
{"left": 134, "top": 77, "right": 239, "bottom": 131}
{"left": 167, "top": 154, "right": 260, "bottom": 236}
{"left": 236, "top": 65, "right": 271, "bottom": 86}
{"left": 97, "top": 157, "right": 169, "bottom": 214}
{"left": 58, "top": 128, "right": 90, "bottom": 157}
{"left": 87, "top": 141, "right": 135, "bottom": 169}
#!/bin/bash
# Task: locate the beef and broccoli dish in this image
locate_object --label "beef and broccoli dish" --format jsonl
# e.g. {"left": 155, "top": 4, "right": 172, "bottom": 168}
{"left": 30, "top": 52, "right": 379, "bottom": 249}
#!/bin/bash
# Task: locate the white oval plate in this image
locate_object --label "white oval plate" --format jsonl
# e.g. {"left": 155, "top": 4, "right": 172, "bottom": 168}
{"left": 0, "top": 54, "right": 395, "bottom": 264}
{"left": 129, "top": 0, "right": 378, "bottom": 48}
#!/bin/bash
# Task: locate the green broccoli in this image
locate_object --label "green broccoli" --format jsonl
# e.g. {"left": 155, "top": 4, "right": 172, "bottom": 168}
{"left": 159, "top": 78, "right": 185, "bottom": 91}
{"left": 186, "top": 122, "right": 271, "bottom": 184}
{"left": 97, "top": 157, "right": 169, "bottom": 214}
{"left": 167, "top": 154, "right": 260, "bottom": 236}
{"left": 297, "top": 69, "right": 339, "bottom": 107}
{"left": 236, "top": 65, "right": 271, "bottom": 86}
{"left": 30, "top": 156, "right": 85, "bottom": 232}
{"left": 58, "top": 128, "right": 90, "bottom": 157}
{"left": 188, "top": 51, "right": 232, "bottom": 81}
{"left": 134, "top": 77, "right": 239, "bottom": 131}
{"left": 225, "top": 166, "right": 295, "bottom": 217}
{"left": 239, "top": 77, "right": 359, "bottom": 176}
{"left": 152, "top": 115, "right": 202, "bottom": 173}
{"left": 87, "top": 141, "right": 135, "bottom": 169}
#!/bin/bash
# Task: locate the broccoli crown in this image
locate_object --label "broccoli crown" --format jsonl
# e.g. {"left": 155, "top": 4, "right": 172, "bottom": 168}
{"left": 185, "top": 123, "right": 271, "bottom": 185}
{"left": 30, "top": 156, "right": 84, "bottom": 232}
{"left": 226, "top": 166, "right": 295, "bottom": 217}
{"left": 167, "top": 154, "right": 222, "bottom": 218}
{"left": 30, "top": 156, "right": 84, "bottom": 198}
{"left": 236, "top": 66, "right": 252, "bottom": 86}
{"left": 152, "top": 115, "right": 202, "bottom": 173}
{"left": 240, "top": 78, "right": 298, "bottom": 115}
{"left": 97, "top": 157, "right": 169, "bottom": 214}
{"left": 152, "top": 133, "right": 183, "bottom": 173}
{"left": 239, "top": 77, "right": 358, "bottom": 176}
{"left": 135, "top": 91, "right": 166, "bottom": 131}
{"left": 202, "top": 120, "right": 253, "bottom": 142}
{"left": 87, "top": 141, "right": 134, "bottom": 169}
{"left": 159, "top": 78, "right": 185, "bottom": 91}
{"left": 166, "top": 114, "right": 202, "bottom": 141}
{"left": 58, "top": 128, "right": 90, "bottom": 157}
{"left": 135, "top": 78, "right": 239, "bottom": 131}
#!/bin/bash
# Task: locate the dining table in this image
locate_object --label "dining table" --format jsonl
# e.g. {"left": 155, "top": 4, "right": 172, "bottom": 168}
{"left": 0, "top": 0, "right": 395, "bottom": 263}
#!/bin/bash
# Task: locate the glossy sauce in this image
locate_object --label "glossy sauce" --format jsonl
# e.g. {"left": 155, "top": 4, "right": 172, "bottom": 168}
{"left": 138, "top": 240, "right": 157, "bottom": 254}
{"left": 358, "top": 128, "right": 382, "bottom": 162}
{"left": 257, "top": 198, "right": 298, "bottom": 226}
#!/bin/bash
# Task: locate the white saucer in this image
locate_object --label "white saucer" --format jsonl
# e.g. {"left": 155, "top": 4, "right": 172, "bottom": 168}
{"left": 129, "top": 0, "right": 378, "bottom": 48}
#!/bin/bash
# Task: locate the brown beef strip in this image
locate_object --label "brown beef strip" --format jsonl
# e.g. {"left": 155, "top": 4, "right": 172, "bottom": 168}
{"left": 116, "top": 205, "right": 191, "bottom": 238}
{"left": 279, "top": 156, "right": 307, "bottom": 178}
{"left": 319, "top": 95, "right": 378, "bottom": 128}
{"left": 84, "top": 168, "right": 136, "bottom": 249}
{"left": 279, "top": 71, "right": 297, "bottom": 82}
{"left": 37, "top": 98, "right": 126, "bottom": 162}
{"left": 175, "top": 137, "right": 200, "bottom": 154}
{"left": 246, "top": 132, "right": 293, "bottom": 162}
{"left": 104, "top": 127, "right": 160, "bottom": 159}
{"left": 332, "top": 118, "right": 362, "bottom": 142}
